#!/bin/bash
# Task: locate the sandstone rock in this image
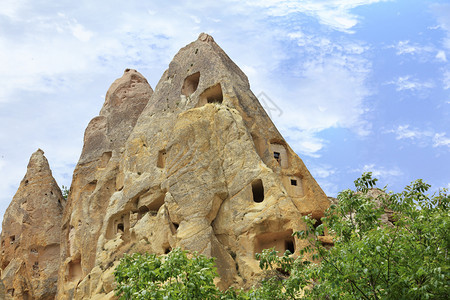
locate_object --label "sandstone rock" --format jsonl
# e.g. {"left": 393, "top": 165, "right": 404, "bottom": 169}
{"left": 0, "top": 149, "right": 65, "bottom": 299}
{"left": 56, "top": 33, "right": 330, "bottom": 299}
{"left": 57, "top": 69, "right": 153, "bottom": 298}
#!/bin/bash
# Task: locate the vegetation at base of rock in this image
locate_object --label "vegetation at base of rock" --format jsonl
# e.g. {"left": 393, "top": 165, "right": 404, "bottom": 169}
{"left": 114, "top": 248, "right": 224, "bottom": 299}
{"left": 115, "top": 173, "right": 449, "bottom": 299}
{"left": 256, "top": 172, "right": 449, "bottom": 299}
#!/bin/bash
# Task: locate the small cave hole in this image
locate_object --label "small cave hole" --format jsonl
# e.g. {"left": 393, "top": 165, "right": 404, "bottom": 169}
{"left": 157, "top": 149, "right": 166, "bottom": 168}
{"left": 285, "top": 240, "right": 295, "bottom": 254}
{"left": 164, "top": 247, "right": 172, "bottom": 254}
{"left": 25, "top": 180, "right": 29, "bottom": 186}
{"left": 251, "top": 179, "right": 264, "bottom": 203}
{"left": 290, "top": 179, "right": 297, "bottom": 186}
{"left": 10, "top": 235, "right": 15, "bottom": 244}
{"left": 181, "top": 72, "right": 200, "bottom": 97}
{"left": 7, "top": 289, "right": 14, "bottom": 296}
{"left": 172, "top": 222, "right": 179, "bottom": 231}
{"left": 117, "top": 223, "right": 124, "bottom": 233}
{"left": 68, "top": 259, "right": 82, "bottom": 282}
{"left": 30, "top": 248, "right": 38, "bottom": 254}
{"left": 199, "top": 83, "right": 223, "bottom": 106}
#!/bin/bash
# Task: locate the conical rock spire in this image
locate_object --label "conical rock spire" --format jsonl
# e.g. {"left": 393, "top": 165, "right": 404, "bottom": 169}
{"left": 0, "top": 149, "right": 65, "bottom": 300}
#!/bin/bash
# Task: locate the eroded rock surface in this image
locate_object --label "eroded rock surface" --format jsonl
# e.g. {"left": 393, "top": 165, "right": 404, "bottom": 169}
{"left": 0, "top": 149, "right": 65, "bottom": 299}
{"left": 57, "top": 69, "right": 153, "bottom": 299}
{"left": 56, "top": 33, "right": 331, "bottom": 299}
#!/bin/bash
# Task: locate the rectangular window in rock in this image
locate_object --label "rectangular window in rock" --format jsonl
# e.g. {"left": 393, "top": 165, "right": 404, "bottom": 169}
{"left": 157, "top": 150, "right": 166, "bottom": 168}
{"left": 269, "top": 143, "right": 288, "bottom": 168}
{"left": 254, "top": 230, "right": 295, "bottom": 256}
{"left": 284, "top": 176, "right": 303, "bottom": 197}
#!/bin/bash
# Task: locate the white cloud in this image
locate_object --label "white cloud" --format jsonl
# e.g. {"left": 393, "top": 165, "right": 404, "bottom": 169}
{"left": 431, "top": 3, "right": 450, "bottom": 50}
{"left": 242, "top": 0, "right": 391, "bottom": 32}
{"left": 358, "top": 164, "right": 403, "bottom": 178}
{"left": 433, "top": 133, "right": 450, "bottom": 148}
{"left": 387, "top": 75, "right": 434, "bottom": 92}
{"left": 443, "top": 71, "right": 450, "bottom": 90}
{"left": 310, "top": 165, "right": 337, "bottom": 178}
{"left": 394, "top": 40, "right": 434, "bottom": 55}
{"left": 436, "top": 50, "right": 447, "bottom": 62}
{"left": 387, "top": 125, "right": 450, "bottom": 148}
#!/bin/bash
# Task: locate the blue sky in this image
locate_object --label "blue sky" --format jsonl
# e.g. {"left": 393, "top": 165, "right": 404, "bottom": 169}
{"left": 0, "top": 0, "right": 449, "bottom": 222}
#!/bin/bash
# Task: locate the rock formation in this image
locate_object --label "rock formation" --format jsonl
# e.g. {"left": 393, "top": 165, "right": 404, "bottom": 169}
{"left": 0, "top": 33, "right": 331, "bottom": 299}
{"left": 57, "top": 69, "right": 153, "bottom": 299}
{"left": 56, "top": 33, "right": 330, "bottom": 299}
{"left": 0, "top": 149, "right": 65, "bottom": 299}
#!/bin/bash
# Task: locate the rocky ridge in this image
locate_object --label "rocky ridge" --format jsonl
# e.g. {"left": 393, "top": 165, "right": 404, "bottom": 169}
{"left": 0, "top": 33, "right": 331, "bottom": 299}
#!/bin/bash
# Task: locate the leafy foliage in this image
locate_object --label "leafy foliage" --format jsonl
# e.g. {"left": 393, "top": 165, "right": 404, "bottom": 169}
{"left": 61, "top": 185, "right": 69, "bottom": 199}
{"left": 114, "top": 248, "right": 224, "bottom": 299}
{"left": 114, "top": 173, "right": 449, "bottom": 299}
{"left": 256, "top": 173, "right": 449, "bottom": 299}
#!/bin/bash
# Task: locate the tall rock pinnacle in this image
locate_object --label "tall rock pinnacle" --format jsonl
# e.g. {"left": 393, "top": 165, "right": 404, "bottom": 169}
{"left": 0, "top": 149, "right": 65, "bottom": 300}
{"left": 57, "top": 33, "right": 330, "bottom": 299}
{"left": 57, "top": 69, "right": 153, "bottom": 299}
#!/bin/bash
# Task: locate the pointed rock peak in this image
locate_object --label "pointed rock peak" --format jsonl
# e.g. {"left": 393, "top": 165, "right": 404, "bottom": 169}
{"left": 198, "top": 32, "right": 215, "bottom": 43}
{"left": 25, "top": 148, "right": 52, "bottom": 178}
{"left": 0, "top": 149, "right": 64, "bottom": 299}
{"left": 101, "top": 68, "right": 153, "bottom": 116}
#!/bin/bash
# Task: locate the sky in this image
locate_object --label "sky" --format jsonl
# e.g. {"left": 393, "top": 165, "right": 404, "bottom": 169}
{"left": 0, "top": 0, "right": 449, "bottom": 223}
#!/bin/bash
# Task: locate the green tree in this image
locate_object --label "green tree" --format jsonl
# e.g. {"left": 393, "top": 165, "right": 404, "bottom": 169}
{"left": 255, "top": 173, "right": 449, "bottom": 299}
{"left": 114, "top": 248, "right": 226, "bottom": 300}
{"left": 114, "top": 174, "right": 449, "bottom": 299}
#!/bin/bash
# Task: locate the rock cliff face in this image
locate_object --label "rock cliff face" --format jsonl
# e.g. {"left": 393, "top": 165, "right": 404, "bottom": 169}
{"left": 56, "top": 33, "right": 330, "bottom": 299}
{"left": 0, "top": 149, "right": 65, "bottom": 299}
{"left": 0, "top": 33, "right": 331, "bottom": 299}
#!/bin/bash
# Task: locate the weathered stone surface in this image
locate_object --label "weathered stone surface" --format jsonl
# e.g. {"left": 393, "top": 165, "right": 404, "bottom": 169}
{"left": 54, "top": 33, "right": 330, "bottom": 299}
{"left": 57, "top": 69, "right": 153, "bottom": 299}
{"left": 0, "top": 149, "right": 65, "bottom": 299}
{"left": 0, "top": 33, "right": 331, "bottom": 299}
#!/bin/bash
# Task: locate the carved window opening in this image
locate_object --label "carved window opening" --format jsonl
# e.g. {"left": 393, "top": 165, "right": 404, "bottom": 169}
{"left": 68, "top": 259, "right": 82, "bottom": 282}
{"left": 157, "top": 150, "right": 166, "bottom": 168}
{"left": 252, "top": 179, "right": 264, "bottom": 203}
{"left": 181, "top": 72, "right": 200, "bottom": 97}
{"left": 117, "top": 223, "right": 124, "bottom": 233}
{"left": 198, "top": 83, "right": 223, "bottom": 106}
{"left": 254, "top": 230, "right": 294, "bottom": 256}
{"left": 285, "top": 240, "right": 295, "bottom": 254}
{"left": 273, "top": 152, "right": 280, "bottom": 162}
{"left": 284, "top": 176, "right": 303, "bottom": 197}
{"left": 269, "top": 142, "right": 288, "bottom": 168}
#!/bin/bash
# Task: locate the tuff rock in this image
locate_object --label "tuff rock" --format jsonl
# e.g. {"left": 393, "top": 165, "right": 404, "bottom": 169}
{"left": 0, "top": 149, "right": 65, "bottom": 299}
{"left": 1, "top": 33, "right": 331, "bottom": 299}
